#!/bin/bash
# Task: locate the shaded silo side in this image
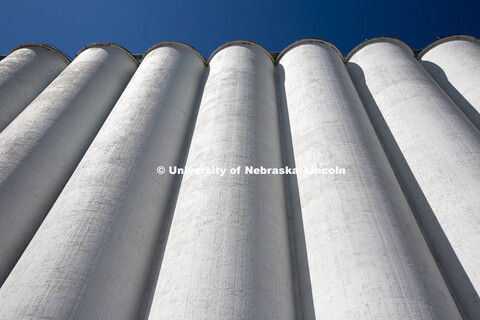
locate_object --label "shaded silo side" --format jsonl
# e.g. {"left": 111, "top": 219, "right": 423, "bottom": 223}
{"left": 0, "top": 43, "right": 205, "bottom": 319}
{"left": 277, "top": 40, "right": 462, "bottom": 320}
{"left": 347, "top": 39, "right": 480, "bottom": 318}
{"left": 146, "top": 42, "right": 296, "bottom": 319}
{"left": 0, "top": 44, "right": 137, "bottom": 285}
{"left": 0, "top": 44, "right": 69, "bottom": 132}
{"left": 419, "top": 35, "right": 480, "bottom": 129}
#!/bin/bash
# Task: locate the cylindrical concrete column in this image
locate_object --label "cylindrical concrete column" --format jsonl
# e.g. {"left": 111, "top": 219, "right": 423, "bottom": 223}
{"left": 419, "top": 36, "right": 480, "bottom": 129}
{"left": 0, "top": 44, "right": 68, "bottom": 132}
{"left": 0, "top": 44, "right": 137, "bottom": 285}
{"left": 277, "top": 41, "right": 461, "bottom": 320}
{"left": 0, "top": 43, "right": 205, "bottom": 319}
{"left": 347, "top": 38, "right": 480, "bottom": 318}
{"left": 147, "top": 42, "right": 296, "bottom": 319}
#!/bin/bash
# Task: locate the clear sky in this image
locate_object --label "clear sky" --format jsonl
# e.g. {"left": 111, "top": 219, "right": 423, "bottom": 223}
{"left": 1, "top": 0, "right": 479, "bottom": 59}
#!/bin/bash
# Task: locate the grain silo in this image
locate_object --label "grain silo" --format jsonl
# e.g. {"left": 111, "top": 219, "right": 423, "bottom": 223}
{"left": 0, "top": 44, "right": 69, "bottom": 132}
{"left": 278, "top": 39, "right": 461, "bottom": 319}
{"left": 0, "top": 36, "right": 478, "bottom": 319}
{"left": 347, "top": 38, "right": 480, "bottom": 319}
{"left": 147, "top": 42, "right": 296, "bottom": 319}
{"left": 0, "top": 43, "right": 137, "bottom": 285}
{"left": 0, "top": 43, "right": 205, "bottom": 319}
{"left": 418, "top": 35, "right": 480, "bottom": 129}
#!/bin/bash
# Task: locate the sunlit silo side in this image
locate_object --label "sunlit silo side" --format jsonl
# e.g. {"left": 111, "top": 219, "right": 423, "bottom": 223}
{"left": 147, "top": 42, "right": 296, "bottom": 319}
{"left": 347, "top": 38, "right": 480, "bottom": 319}
{"left": 419, "top": 36, "right": 480, "bottom": 129}
{"left": 277, "top": 40, "right": 461, "bottom": 320}
{"left": 0, "top": 44, "right": 137, "bottom": 285}
{"left": 0, "top": 43, "right": 205, "bottom": 320}
{"left": 0, "top": 44, "right": 68, "bottom": 132}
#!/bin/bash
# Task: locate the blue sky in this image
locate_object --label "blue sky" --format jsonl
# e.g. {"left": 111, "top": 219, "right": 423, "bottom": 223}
{"left": 1, "top": 0, "right": 479, "bottom": 59}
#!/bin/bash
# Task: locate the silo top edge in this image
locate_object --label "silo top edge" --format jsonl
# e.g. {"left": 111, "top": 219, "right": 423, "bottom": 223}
{"left": 75, "top": 43, "right": 139, "bottom": 65}
{"left": 277, "top": 39, "right": 344, "bottom": 62}
{"left": 345, "top": 37, "right": 413, "bottom": 62}
{"left": 142, "top": 42, "right": 207, "bottom": 65}
{"left": 207, "top": 41, "right": 274, "bottom": 64}
{"left": 7, "top": 43, "right": 71, "bottom": 64}
{"left": 416, "top": 35, "right": 480, "bottom": 59}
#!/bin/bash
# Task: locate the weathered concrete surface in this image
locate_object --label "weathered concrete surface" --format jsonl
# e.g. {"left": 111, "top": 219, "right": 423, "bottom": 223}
{"left": 147, "top": 43, "right": 296, "bottom": 320}
{"left": 419, "top": 36, "right": 480, "bottom": 129}
{"left": 278, "top": 41, "right": 461, "bottom": 320}
{"left": 0, "top": 44, "right": 205, "bottom": 319}
{"left": 0, "top": 45, "right": 68, "bottom": 132}
{"left": 0, "top": 37, "right": 477, "bottom": 319}
{"left": 0, "top": 45, "right": 137, "bottom": 285}
{"left": 347, "top": 39, "right": 480, "bottom": 319}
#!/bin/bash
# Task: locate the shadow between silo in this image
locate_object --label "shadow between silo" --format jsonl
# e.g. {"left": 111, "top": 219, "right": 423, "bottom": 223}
{"left": 346, "top": 62, "right": 480, "bottom": 320}
{"left": 275, "top": 63, "right": 316, "bottom": 320}
{"left": 137, "top": 67, "right": 210, "bottom": 319}
{"left": 420, "top": 60, "right": 480, "bottom": 131}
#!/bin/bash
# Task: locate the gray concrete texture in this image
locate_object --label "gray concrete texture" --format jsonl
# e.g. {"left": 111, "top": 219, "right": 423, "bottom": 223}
{"left": 347, "top": 38, "right": 480, "bottom": 319}
{"left": 0, "top": 37, "right": 478, "bottom": 319}
{"left": 0, "top": 44, "right": 137, "bottom": 285}
{"left": 148, "top": 43, "right": 296, "bottom": 320}
{"left": 0, "top": 45, "right": 68, "bottom": 132}
{"left": 419, "top": 36, "right": 480, "bottom": 129}
{"left": 0, "top": 43, "right": 204, "bottom": 319}
{"left": 278, "top": 41, "right": 460, "bottom": 319}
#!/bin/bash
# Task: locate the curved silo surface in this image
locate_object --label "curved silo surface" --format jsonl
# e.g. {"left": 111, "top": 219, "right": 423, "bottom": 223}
{"left": 0, "top": 44, "right": 137, "bottom": 285}
{"left": 347, "top": 39, "right": 480, "bottom": 318}
{"left": 277, "top": 40, "right": 461, "bottom": 320}
{"left": 419, "top": 36, "right": 480, "bottom": 129}
{"left": 0, "top": 44, "right": 69, "bottom": 132}
{"left": 0, "top": 43, "right": 205, "bottom": 319}
{"left": 147, "top": 42, "right": 296, "bottom": 319}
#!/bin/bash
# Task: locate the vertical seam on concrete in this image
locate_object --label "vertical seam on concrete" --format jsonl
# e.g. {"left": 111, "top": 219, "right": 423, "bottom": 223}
{"left": 137, "top": 65, "right": 209, "bottom": 319}
{"left": 274, "top": 64, "right": 304, "bottom": 320}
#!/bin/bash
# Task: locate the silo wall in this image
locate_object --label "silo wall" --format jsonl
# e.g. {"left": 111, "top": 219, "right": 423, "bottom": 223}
{"left": 0, "top": 44, "right": 205, "bottom": 319}
{"left": 419, "top": 36, "right": 480, "bottom": 129}
{"left": 277, "top": 41, "right": 460, "bottom": 320}
{"left": 347, "top": 39, "right": 480, "bottom": 318}
{"left": 0, "top": 44, "right": 137, "bottom": 285}
{"left": 0, "top": 45, "right": 68, "bottom": 132}
{"left": 147, "top": 43, "right": 296, "bottom": 319}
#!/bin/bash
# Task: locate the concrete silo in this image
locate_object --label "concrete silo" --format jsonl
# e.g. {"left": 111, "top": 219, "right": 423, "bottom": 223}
{"left": 0, "top": 43, "right": 137, "bottom": 285}
{"left": 419, "top": 35, "right": 480, "bottom": 129}
{"left": 146, "top": 42, "right": 296, "bottom": 319}
{"left": 0, "top": 44, "right": 68, "bottom": 132}
{"left": 0, "top": 43, "right": 205, "bottom": 319}
{"left": 347, "top": 38, "right": 480, "bottom": 319}
{"left": 277, "top": 40, "right": 461, "bottom": 320}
